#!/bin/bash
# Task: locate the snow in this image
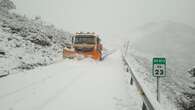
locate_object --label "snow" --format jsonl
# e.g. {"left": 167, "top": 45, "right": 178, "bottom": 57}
{"left": 0, "top": 0, "right": 15, "bottom": 10}
{"left": 0, "top": 4, "right": 143, "bottom": 110}
{"left": 0, "top": 9, "right": 71, "bottom": 76}
{"left": 0, "top": 1, "right": 194, "bottom": 109}
{"left": 125, "top": 21, "right": 195, "bottom": 110}
{"left": 0, "top": 51, "right": 142, "bottom": 110}
{"left": 124, "top": 52, "right": 176, "bottom": 110}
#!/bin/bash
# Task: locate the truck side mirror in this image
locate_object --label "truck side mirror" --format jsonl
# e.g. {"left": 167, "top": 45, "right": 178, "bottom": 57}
{"left": 97, "top": 37, "right": 100, "bottom": 43}
{"left": 72, "top": 37, "right": 74, "bottom": 44}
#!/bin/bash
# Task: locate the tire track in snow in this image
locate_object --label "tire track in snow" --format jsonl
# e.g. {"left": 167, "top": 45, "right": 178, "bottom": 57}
{"left": 0, "top": 51, "right": 142, "bottom": 110}
{"left": 35, "top": 72, "right": 89, "bottom": 110}
{"left": 6, "top": 60, "right": 95, "bottom": 110}
{"left": 0, "top": 60, "right": 68, "bottom": 99}
{"left": 0, "top": 60, "right": 88, "bottom": 110}
{"left": 0, "top": 74, "right": 54, "bottom": 99}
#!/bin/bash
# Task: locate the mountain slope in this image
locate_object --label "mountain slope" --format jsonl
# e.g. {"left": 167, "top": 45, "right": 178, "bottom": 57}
{"left": 128, "top": 21, "right": 195, "bottom": 109}
{"left": 132, "top": 21, "right": 195, "bottom": 74}
{"left": 0, "top": 3, "right": 71, "bottom": 76}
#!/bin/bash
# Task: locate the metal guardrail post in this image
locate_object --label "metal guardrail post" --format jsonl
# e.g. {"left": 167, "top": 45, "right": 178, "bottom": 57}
{"left": 142, "top": 102, "right": 147, "bottom": 110}
{"left": 121, "top": 43, "right": 164, "bottom": 110}
{"left": 130, "top": 76, "right": 133, "bottom": 85}
{"left": 122, "top": 55, "right": 155, "bottom": 110}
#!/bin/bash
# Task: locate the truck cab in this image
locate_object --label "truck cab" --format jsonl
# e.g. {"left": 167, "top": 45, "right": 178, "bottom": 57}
{"left": 63, "top": 32, "right": 103, "bottom": 60}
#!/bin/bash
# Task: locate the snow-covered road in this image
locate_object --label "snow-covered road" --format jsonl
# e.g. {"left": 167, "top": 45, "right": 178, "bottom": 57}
{"left": 0, "top": 51, "right": 142, "bottom": 110}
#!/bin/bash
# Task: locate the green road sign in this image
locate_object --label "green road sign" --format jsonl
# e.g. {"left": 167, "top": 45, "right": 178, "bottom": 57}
{"left": 152, "top": 58, "right": 166, "bottom": 77}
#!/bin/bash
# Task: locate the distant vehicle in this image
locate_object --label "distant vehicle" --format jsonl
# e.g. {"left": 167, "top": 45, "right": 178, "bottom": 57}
{"left": 63, "top": 32, "right": 103, "bottom": 60}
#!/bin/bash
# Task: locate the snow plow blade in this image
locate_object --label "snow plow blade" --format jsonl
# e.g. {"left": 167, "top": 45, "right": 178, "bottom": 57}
{"left": 63, "top": 48, "right": 102, "bottom": 60}
{"left": 63, "top": 48, "right": 77, "bottom": 59}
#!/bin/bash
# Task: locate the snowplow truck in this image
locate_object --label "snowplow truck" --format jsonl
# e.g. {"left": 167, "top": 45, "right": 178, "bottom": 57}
{"left": 63, "top": 32, "right": 103, "bottom": 60}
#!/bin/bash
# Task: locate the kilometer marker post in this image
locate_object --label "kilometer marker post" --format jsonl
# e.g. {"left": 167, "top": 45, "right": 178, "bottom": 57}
{"left": 152, "top": 57, "right": 166, "bottom": 102}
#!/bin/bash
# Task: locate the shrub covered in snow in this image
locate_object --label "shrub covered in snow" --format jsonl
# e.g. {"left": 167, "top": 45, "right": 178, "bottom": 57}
{"left": 0, "top": 0, "right": 16, "bottom": 11}
{"left": 176, "top": 93, "right": 195, "bottom": 110}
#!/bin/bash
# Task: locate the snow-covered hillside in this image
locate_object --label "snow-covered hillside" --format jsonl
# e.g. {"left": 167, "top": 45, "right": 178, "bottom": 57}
{"left": 127, "top": 21, "right": 195, "bottom": 109}
{"left": 0, "top": 1, "right": 71, "bottom": 76}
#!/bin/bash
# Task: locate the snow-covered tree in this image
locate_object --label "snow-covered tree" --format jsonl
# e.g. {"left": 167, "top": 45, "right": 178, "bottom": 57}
{"left": 0, "top": 0, "right": 16, "bottom": 10}
{"left": 188, "top": 67, "right": 195, "bottom": 77}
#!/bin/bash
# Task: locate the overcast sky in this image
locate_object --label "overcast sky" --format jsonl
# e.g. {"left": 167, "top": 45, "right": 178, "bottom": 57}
{"left": 13, "top": 0, "right": 195, "bottom": 39}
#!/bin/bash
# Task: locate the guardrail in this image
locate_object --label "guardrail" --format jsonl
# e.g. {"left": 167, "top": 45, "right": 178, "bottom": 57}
{"left": 121, "top": 43, "right": 164, "bottom": 110}
{"left": 122, "top": 54, "right": 154, "bottom": 110}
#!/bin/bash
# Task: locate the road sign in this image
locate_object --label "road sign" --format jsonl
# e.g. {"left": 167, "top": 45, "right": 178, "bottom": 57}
{"left": 152, "top": 58, "right": 166, "bottom": 77}
{"left": 152, "top": 57, "right": 166, "bottom": 102}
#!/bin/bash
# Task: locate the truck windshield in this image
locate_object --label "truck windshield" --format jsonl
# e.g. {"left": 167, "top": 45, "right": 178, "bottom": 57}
{"left": 74, "top": 35, "right": 96, "bottom": 44}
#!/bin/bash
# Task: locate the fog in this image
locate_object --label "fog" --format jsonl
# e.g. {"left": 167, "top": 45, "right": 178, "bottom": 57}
{"left": 13, "top": 0, "right": 195, "bottom": 40}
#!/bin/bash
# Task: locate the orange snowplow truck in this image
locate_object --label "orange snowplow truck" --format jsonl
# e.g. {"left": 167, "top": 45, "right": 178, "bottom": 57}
{"left": 63, "top": 32, "right": 103, "bottom": 60}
